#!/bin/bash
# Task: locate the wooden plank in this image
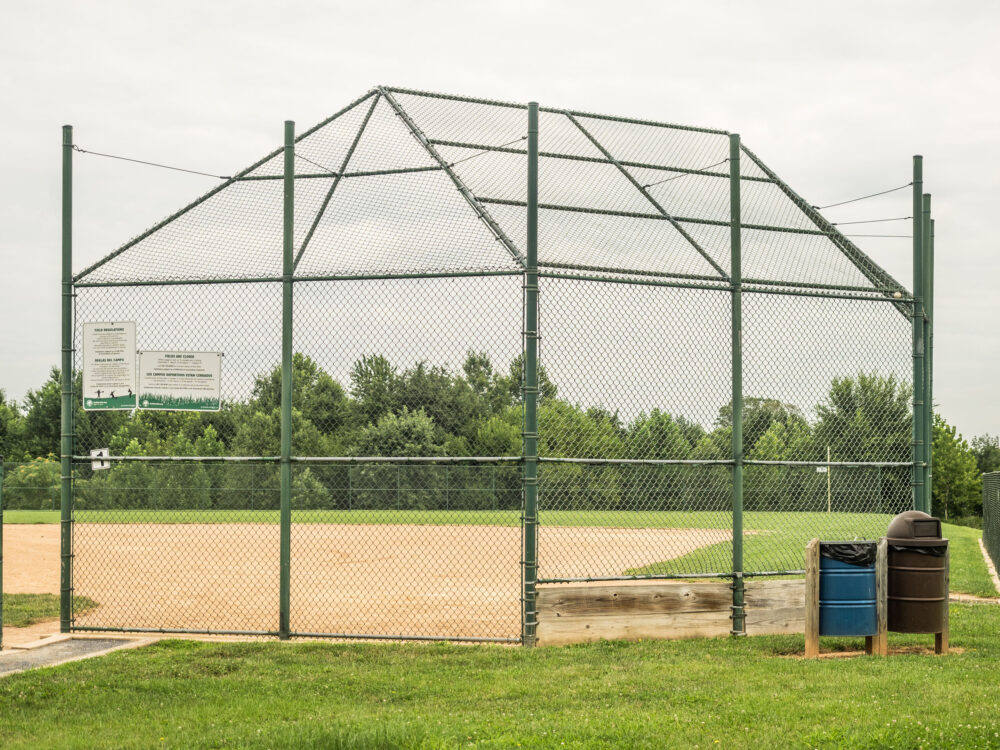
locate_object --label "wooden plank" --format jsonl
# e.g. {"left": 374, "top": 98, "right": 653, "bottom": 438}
{"left": 805, "top": 538, "right": 820, "bottom": 658}
{"left": 746, "top": 606, "right": 805, "bottom": 635}
{"left": 936, "top": 546, "right": 950, "bottom": 655}
{"left": 875, "top": 537, "right": 888, "bottom": 656}
{"left": 536, "top": 581, "right": 732, "bottom": 618}
{"left": 744, "top": 579, "right": 805, "bottom": 636}
{"left": 536, "top": 609, "right": 732, "bottom": 646}
{"left": 744, "top": 579, "right": 805, "bottom": 609}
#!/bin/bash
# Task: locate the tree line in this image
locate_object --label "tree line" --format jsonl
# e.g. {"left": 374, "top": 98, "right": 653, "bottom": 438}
{"left": 0, "top": 353, "right": 990, "bottom": 522}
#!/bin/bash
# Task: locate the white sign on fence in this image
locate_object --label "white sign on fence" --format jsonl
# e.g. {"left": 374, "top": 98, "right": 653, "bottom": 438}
{"left": 90, "top": 448, "right": 110, "bottom": 471}
{"left": 82, "top": 322, "right": 137, "bottom": 410}
{"left": 138, "top": 351, "right": 222, "bottom": 412}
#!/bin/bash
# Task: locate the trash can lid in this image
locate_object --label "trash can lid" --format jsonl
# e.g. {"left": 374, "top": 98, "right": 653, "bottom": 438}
{"left": 887, "top": 510, "right": 943, "bottom": 540}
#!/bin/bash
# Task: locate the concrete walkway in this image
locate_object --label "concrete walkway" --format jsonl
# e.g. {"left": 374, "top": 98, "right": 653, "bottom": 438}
{"left": 0, "top": 635, "right": 151, "bottom": 677}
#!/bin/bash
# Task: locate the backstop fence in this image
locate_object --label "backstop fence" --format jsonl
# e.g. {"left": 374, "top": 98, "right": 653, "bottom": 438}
{"left": 54, "top": 86, "right": 934, "bottom": 644}
{"left": 983, "top": 473, "right": 1000, "bottom": 572}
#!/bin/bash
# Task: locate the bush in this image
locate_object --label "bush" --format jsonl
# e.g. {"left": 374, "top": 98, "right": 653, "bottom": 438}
{"left": 3, "top": 458, "right": 59, "bottom": 510}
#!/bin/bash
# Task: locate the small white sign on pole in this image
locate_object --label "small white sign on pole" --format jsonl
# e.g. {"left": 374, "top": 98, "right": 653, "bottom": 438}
{"left": 138, "top": 351, "right": 223, "bottom": 411}
{"left": 82, "top": 322, "right": 137, "bottom": 410}
{"left": 90, "top": 448, "right": 110, "bottom": 471}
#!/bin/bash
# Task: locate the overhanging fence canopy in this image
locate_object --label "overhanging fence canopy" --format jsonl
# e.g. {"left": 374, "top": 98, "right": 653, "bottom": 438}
{"left": 75, "top": 86, "right": 908, "bottom": 300}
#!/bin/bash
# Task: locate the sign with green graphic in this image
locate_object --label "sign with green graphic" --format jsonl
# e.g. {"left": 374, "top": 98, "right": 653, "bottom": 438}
{"left": 138, "top": 351, "right": 222, "bottom": 412}
{"left": 82, "top": 322, "right": 137, "bottom": 410}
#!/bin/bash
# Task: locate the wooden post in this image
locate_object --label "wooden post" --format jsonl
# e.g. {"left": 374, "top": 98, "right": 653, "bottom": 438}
{"left": 868, "top": 537, "right": 889, "bottom": 656}
{"left": 936, "top": 546, "right": 949, "bottom": 654}
{"left": 805, "top": 538, "right": 820, "bottom": 658}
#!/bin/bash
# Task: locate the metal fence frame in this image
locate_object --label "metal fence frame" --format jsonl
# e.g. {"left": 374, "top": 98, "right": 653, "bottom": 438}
{"left": 55, "top": 87, "right": 934, "bottom": 645}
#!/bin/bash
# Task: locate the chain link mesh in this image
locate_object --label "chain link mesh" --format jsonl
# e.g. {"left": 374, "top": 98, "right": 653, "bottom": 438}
{"left": 61, "top": 86, "right": 917, "bottom": 639}
{"left": 984, "top": 473, "right": 1000, "bottom": 574}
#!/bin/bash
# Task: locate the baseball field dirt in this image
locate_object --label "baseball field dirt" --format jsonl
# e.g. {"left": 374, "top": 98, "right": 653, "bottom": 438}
{"left": 4, "top": 523, "right": 733, "bottom": 639}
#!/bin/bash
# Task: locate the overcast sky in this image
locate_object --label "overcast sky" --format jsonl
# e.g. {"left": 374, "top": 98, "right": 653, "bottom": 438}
{"left": 2, "top": 1, "right": 998, "bottom": 437}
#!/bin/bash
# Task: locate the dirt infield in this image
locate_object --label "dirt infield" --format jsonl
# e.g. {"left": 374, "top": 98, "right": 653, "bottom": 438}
{"left": 4, "top": 523, "right": 733, "bottom": 640}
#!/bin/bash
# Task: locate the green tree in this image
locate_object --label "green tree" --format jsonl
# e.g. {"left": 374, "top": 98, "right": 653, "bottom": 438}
{"left": 490, "top": 354, "right": 557, "bottom": 409}
{"left": 814, "top": 373, "right": 911, "bottom": 462}
{"left": 21, "top": 368, "right": 62, "bottom": 457}
{"left": 473, "top": 414, "right": 521, "bottom": 457}
{"left": 0, "top": 388, "right": 26, "bottom": 460}
{"left": 356, "top": 408, "right": 444, "bottom": 458}
{"left": 462, "top": 351, "right": 494, "bottom": 399}
{"left": 931, "top": 414, "right": 981, "bottom": 520}
{"left": 350, "top": 355, "right": 398, "bottom": 425}
{"left": 396, "top": 361, "right": 480, "bottom": 441}
{"left": 627, "top": 410, "right": 693, "bottom": 460}
{"left": 252, "top": 353, "right": 352, "bottom": 434}
{"left": 354, "top": 408, "right": 445, "bottom": 510}
{"left": 970, "top": 434, "right": 1000, "bottom": 476}
{"left": 3, "top": 457, "right": 60, "bottom": 510}
{"left": 716, "top": 397, "right": 809, "bottom": 456}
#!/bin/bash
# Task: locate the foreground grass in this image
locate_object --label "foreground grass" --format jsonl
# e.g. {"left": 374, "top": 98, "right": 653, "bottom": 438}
{"left": 1, "top": 595, "right": 98, "bottom": 628}
{"left": 0, "top": 604, "right": 999, "bottom": 749}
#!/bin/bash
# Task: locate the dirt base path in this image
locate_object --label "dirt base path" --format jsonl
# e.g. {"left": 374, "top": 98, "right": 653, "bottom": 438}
{"left": 5, "top": 523, "right": 732, "bottom": 640}
{"left": 2, "top": 525, "right": 60, "bottom": 594}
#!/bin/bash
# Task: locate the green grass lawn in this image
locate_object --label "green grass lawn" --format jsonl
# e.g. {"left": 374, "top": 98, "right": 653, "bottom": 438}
{"left": 0, "top": 604, "right": 999, "bottom": 749}
{"left": 1, "top": 594, "right": 98, "bottom": 628}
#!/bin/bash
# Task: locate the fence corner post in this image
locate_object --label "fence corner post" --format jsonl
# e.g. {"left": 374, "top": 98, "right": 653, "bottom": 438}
{"left": 729, "top": 132, "right": 745, "bottom": 635}
{"left": 911, "top": 156, "right": 925, "bottom": 513}
{"left": 922, "top": 193, "right": 933, "bottom": 515}
{"left": 521, "top": 102, "right": 540, "bottom": 647}
{"left": 60, "top": 124, "right": 74, "bottom": 634}
{"left": 279, "top": 120, "right": 295, "bottom": 640}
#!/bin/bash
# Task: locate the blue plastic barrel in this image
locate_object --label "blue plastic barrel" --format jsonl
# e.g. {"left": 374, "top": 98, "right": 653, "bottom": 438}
{"left": 819, "top": 549, "right": 877, "bottom": 637}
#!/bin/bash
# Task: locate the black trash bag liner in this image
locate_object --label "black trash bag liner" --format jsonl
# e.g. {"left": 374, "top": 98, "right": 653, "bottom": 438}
{"left": 820, "top": 542, "right": 877, "bottom": 567}
{"left": 888, "top": 544, "right": 947, "bottom": 557}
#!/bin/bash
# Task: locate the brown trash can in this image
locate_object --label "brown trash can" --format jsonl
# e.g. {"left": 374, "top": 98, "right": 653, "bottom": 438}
{"left": 886, "top": 511, "right": 948, "bottom": 634}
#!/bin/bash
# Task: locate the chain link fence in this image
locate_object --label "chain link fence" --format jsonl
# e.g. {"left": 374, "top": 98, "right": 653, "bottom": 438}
{"left": 53, "top": 86, "right": 921, "bottom": 642}
{"left": 984, "top": 473, "right": 1000, "bottom": 573}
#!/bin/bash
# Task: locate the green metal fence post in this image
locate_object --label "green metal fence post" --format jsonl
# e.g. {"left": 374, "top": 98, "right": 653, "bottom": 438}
{"left": 521, "top": 102, "right": 540, "bottom": 647}
{"left": 279, "top": 120, "right": 294, "bottom": 640}
{"left": 927, "top": 214, "right": 934, "bottom": 512}
{"left": 729, "top": 133, "right": 745, "bottom": 635}
{"left": 60, "top": 124, "right": 74, "bottom": 634}
{"left": 1, "top": 459, "right": 4, "bottom": 650}
{"left": 922, "top": 194, "right": 933, "bottom": 514}
{"left": 911, "top": 156, "right": 925, "bottom": 513}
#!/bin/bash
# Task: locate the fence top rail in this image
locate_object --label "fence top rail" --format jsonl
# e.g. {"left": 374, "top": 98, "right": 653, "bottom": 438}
{"left": 381, "top": 85, "right": 730, "bottom": 135}
{"left": 71, "top": 455, "right": 522, "bottom": 465}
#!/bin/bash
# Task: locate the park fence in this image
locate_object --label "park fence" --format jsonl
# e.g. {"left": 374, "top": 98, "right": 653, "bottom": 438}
{"left": 983, "top": 473, "right": 1000, "bottom": 572}
{"left": 48, "top": 86, "right": 934, "bottom": 644}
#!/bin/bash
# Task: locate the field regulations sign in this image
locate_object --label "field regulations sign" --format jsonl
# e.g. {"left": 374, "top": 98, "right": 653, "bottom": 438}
{"left": 138, "top": 351, "right": 222, "bottom": 412}
{"left": 82, "top": 322, "right": 137, "bottom": 410}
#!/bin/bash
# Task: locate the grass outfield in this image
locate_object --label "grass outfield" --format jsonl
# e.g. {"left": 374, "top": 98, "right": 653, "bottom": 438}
{"left": 0, "top": 605, "right": 998, "bottom": 748}
{"left": 4, "top": 508, "right": 891, "bottom": 529}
